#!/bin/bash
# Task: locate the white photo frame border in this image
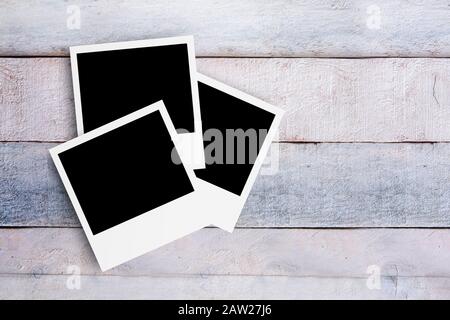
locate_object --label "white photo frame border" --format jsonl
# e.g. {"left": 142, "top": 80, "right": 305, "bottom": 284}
{"left": 195, "top": 73, "right": 285, "bottom": 232}
{"left": 69, "top": 35, "right": 205, "bottom": 169}
{"left": 50, "top": 101, "right": 210, "bottom": 271}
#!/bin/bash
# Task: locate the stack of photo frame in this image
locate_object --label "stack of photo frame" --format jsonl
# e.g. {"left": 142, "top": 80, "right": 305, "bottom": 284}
{"left": 50, "top": 36, "right": 284, "bottom": 271}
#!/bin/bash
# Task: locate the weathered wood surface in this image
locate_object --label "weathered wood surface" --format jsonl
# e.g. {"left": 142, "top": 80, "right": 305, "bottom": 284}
{"left": 4, "top": 274, "right": 450, "bottom": 299}
{"left": 2, "top": 0, "right": 450, "bottom": 301}
{"left": 2, "top": 228, "right": 450, "bottom": 277}
{"left": 1, "top": 0, "right": 450, "bottom": 57}
{"left": 2, "top": 228, "right": 450, "bottom": 299}
{"left": 2, "top": 142, "right": 450, "bottom": 227}
{"left": 0, "top": 58, "right": 75, "bottom": 141}
{"left": 2, "top": 57, "right": 450, "bottom": 142}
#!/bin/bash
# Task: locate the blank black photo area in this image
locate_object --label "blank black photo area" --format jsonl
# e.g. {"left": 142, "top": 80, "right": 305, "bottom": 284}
{"left": 194, "top": 81, "right": 275, "bottom": 196}
{"left": 76, "top": 44, "right": 195, "bottom": 133}
{"left": 58, "top": 110, "right": 194, "bottom": 235}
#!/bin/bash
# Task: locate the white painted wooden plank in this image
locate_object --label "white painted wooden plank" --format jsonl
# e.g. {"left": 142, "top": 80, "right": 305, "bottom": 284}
{"left": 2, "top": 228, "right": 450, "bottom": 279}
{"left": 1, "top": 1, "right": 450, "bottom": 57}
{"left": 198, "top": 58, "right": 450, "bottom": 142}
{"left": 2, "top": 58, "right": 450, "bottom": 142}
{"left": 0, "top": 58, "right": 76, "bottom": 142}
{"left": 2, "top": 142, "right": 450, "bottom": 227}
{"left": 3, "top": 274, "right": 449, "bottom": 299}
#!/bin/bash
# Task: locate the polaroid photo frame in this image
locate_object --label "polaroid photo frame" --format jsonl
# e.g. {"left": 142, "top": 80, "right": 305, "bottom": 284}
{"left": 70, "top": 36, "right": 205, "bottom": 169}
{"left": 193, "top": 73, "right": 284, "bottom": 232}
{"left": 50, "top": 101, "right": 211, "bottom": 271}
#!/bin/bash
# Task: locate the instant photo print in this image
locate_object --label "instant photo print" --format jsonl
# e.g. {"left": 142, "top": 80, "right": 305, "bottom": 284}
{"left": 50, "top": 101, "right": 210, "bottom": 271}
{"left": 194, "top": 73, "right": 284, "bottom": 232}
{"left": 70, "top": 36, "right": 204, "bottom": 169}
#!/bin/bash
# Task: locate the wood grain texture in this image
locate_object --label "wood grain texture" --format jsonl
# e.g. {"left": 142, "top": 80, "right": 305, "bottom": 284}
{"left": 2, "top": 228, "right": 450, "bottom": 278}
{"left": 2, "top": 142, "right": 450, "bottom": 227}
{"left": 0, "top": 58, "right": 75, "bottom": 142}
{"left": 1, "top": 0, "right": 450, "bottom": 57}
{"left": 4, "top": 274, "right": 450, "bottom": 299}
{"left": 199, "top": 58, "right": 450, "bottom": 142}
{"left": 2, "top": 57, "right": 450, "bottom": 142}
{"left": 2, "top": 228, "right": 450, "bottom": 299}
{"left": 3, "top": 0, "right": 450, "bottom": 301}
